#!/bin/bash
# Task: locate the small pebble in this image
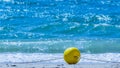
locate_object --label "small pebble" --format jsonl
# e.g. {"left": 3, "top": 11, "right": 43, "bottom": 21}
{"left": 11, "top": 65, "right": 16, "bottom": 67}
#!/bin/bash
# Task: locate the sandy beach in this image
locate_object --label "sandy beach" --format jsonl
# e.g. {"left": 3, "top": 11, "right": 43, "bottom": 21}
{"left": 0, "top": 53, "right": 120, "bottom": 68}
{"left": 0, "top": 63, "right": 120, "bottom": 68}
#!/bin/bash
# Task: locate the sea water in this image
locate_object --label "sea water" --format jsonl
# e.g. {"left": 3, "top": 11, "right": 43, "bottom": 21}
{"left": 0, "top": 0, "right": 120, "bottom": 63}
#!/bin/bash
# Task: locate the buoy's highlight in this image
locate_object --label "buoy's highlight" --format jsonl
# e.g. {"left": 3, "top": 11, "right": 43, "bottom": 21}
{"left": 64, "top": 47, "right": 81, "bottom": 64}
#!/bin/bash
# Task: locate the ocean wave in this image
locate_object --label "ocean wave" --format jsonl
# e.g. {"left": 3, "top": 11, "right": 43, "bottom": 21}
{"left": 0, "top": 0, "right": 120, "bottom": 39}
{"left": 0, "top": 39, "right": 120, "bottom": 53}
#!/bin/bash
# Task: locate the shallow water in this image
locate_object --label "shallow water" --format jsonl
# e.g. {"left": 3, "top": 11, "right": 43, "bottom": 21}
{"left": 0, "top": 38, "right": 120, "bottom": 53}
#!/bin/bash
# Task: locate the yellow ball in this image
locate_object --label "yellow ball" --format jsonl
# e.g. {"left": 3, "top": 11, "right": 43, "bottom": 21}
{"left": 64, "top": 47, "right": 81, "bottom": 64}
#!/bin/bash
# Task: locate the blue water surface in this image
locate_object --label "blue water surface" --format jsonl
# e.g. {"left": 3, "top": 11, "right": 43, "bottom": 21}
{"left": 0, "top": 0, "right": 120, "bottom": 53}
{"left": 0, "top": 0, "right": 120, "bottom": 39}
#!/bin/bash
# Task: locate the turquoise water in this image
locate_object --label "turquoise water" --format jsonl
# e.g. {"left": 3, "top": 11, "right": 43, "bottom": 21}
{"left": 0, "top": 39, "right": 120, "bottom": 53}
{"left": 0, "top": 0, "right": 120, "bottom": 54}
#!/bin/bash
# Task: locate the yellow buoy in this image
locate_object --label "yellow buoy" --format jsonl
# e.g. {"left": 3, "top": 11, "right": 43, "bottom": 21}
{"left": 64, "top": 47, "right": 81, "bottom": 64}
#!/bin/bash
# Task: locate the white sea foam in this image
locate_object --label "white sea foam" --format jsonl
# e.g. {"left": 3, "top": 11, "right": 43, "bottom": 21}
{"left": 96, "top": 15, "right": 112, "bottom": 21}
{"left": 69, "top": 22, "right": 80, "bottom": 29}
{"left": 0, "top": 53, "right": 120, "bottom": 63}
{"left": 94, "top": 23, "right": 111, "bottom": 27}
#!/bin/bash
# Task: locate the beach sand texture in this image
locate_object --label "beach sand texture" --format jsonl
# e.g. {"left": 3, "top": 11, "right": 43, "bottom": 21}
{"left": 0, "top": 63, "right": 120, "bottom": 68}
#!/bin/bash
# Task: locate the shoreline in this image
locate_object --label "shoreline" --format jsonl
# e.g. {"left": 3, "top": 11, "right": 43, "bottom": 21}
{"left": 0, "top": 53, "right": 120, "bottom": 68}
{"left": 0, "top": 53, "right": 120, "bottom": 63}
{"left": 0, "top": 62, "right": 120, "bottom": 68}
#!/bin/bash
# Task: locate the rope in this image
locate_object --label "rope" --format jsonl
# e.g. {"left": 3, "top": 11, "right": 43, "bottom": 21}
{"left": 82, "top": 57, "right": 120, "bottom": 63}
{"left": 0, "top": 58, "right": 62, "bottom": 64}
